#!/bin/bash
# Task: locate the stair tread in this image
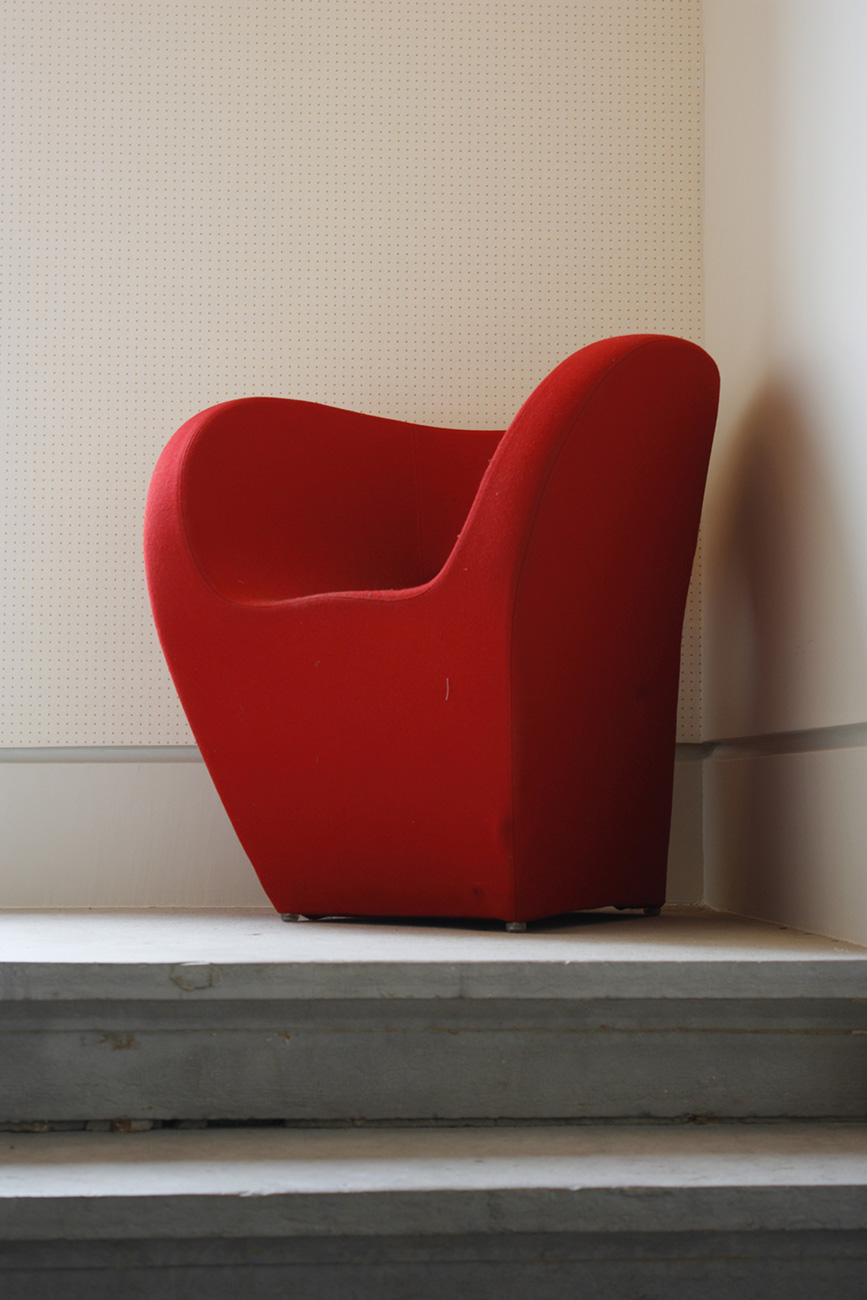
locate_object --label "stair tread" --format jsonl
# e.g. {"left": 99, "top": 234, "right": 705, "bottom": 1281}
{"left": 2, "top": 908, "right": 865, "bottom": 1001}
{"left": 1, "top": 1124, "right": 865, "bottom": 1239}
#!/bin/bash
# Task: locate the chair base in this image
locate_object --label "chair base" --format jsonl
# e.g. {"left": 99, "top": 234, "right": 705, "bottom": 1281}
{"left": 281, "top": 910, "right": 662, "bottom": 927}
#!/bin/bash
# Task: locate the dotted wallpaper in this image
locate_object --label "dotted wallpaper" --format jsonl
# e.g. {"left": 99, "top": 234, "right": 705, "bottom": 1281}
{"left": 1, "top": 1, "right": 703, "bottom": 745}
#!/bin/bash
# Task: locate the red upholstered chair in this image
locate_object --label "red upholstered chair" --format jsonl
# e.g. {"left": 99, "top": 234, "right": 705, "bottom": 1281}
{"left": 145, "top": 334, "right": 718, "bottom": 926}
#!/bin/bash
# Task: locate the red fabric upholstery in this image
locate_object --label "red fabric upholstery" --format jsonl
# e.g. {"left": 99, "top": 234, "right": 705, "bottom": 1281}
{"left": 145, "top": 334, "right": 719, "bottom": 922}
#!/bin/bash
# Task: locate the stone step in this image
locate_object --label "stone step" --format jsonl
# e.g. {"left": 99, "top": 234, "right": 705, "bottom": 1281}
{"left": 1, "top": 1121, "right": 865, "bottom": 1297}
{"left": 1, "top": 908, "right": 865, "bottom": 1123}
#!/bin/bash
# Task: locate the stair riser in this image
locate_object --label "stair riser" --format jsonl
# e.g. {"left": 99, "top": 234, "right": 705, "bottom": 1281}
{"left": 1, "top": 1232, "right": 866, "bottom": 1300}
{"left": 3, "top": 998, "right": 864, "bottom": 1121}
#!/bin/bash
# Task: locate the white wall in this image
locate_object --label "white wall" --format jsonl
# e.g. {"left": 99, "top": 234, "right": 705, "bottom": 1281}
{"left": 702, "top": 0, "right": 867, "bottom": 945}
{"left": 1, "top": 2, "right": 707, "bottom": 908}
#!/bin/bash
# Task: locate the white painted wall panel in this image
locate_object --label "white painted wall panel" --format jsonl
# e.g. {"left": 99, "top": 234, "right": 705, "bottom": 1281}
{"left": 1, "top": 1, "right": 704, "bottom": 749}
{"left": 0, "top": 759, "right": 267, "bottom": 909}
{"left": 704, "top": 744, "right": 867, "bottom": 950}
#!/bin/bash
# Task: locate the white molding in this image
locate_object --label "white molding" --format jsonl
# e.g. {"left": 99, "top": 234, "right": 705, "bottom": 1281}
{"left": 706, "top": 721, "right": 867, "bottom": 758}
{"left": 0, "top": 747, "right": 201, "bottom": 764}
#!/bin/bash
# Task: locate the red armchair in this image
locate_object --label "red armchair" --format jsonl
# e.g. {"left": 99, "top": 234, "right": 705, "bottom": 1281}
{"left": 145, "top": 334, "right": 718, "bottom": 925}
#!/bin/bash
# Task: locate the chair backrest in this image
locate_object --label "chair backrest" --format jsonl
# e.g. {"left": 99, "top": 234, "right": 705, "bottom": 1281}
{"left": 456, "top": 334, "right": 719, "bottom": 911}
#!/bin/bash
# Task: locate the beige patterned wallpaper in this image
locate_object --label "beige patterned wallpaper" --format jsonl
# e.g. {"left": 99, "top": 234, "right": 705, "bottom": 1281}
{"left": 1, "top": 0, "right": 703, "bottom": 745}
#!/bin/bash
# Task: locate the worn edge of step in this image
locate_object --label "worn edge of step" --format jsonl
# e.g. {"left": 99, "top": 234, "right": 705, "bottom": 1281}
{"left": 3, "top": 958, "right": 867, "bottom": 1001}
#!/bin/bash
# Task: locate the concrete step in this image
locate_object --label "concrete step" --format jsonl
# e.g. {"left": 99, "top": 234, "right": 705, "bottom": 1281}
{"left": 1, "top": 1121, "right": 865, "bottom": 1297}
{"left": 1, "top": 908, "right": 865, "bottom": 1123}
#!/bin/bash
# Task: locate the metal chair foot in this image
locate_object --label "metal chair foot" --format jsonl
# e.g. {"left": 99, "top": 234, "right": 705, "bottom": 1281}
{"left": 506, "top": 921, "right": 527, "bottom": 933}
{"left": 281, "top": 913, "right": 306, "bottom": 923}
{"left": 643, "top": 906, "right": 662, "bottom": 917}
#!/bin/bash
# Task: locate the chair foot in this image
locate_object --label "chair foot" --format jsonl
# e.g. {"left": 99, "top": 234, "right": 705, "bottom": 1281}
{"left": 505, "top": 921, "right": 527, "bottom": 933}
{"left": 281, "top": 913, "right": 307, "bottom": 923}
{"left": 643, "top": 906, "right": 662, "bottom": 917}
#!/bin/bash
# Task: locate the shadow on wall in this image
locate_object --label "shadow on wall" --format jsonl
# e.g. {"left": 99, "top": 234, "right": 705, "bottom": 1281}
{"left": 704, "top": 377, "right": 867, "bottom": 740}
{"left": 702, "top": 379, "right": 867, "bottom": 940}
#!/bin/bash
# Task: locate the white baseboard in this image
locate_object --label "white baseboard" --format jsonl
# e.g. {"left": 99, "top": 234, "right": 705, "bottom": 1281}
{"left": 0, "top": 751, "right": 703, "bottom": 910}
{"left": 0, "top": 757, "right": 268, "bottom": 908}
{"left": 7, "top": 740, "right": 863, "bottom": 945}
